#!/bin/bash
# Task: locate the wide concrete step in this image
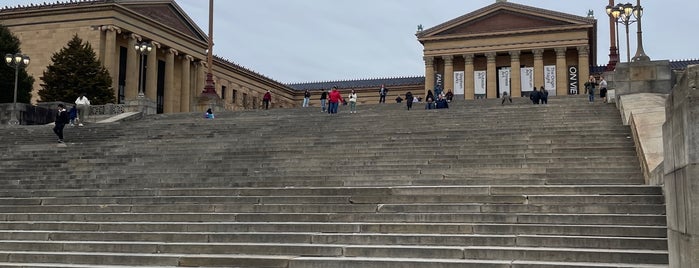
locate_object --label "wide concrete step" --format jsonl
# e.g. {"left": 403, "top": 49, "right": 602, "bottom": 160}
{"left": 0, "top": 242, "right": 670, "bottom": 264}
{"left": 288, "top": 257, "right": 669, "bottom": 268}
{"left": 0, "top": 194, "right": 663, "bottom": 206}
{"left": 0, "top": 213, "right": 666, "bottom": 226}
{"left": 0, "top": 232, "right": 666, "bottom": 250}
{"left": 0, "top": 251, "right": 292, "bottom": 267}
{"left": 0, "top": 222, "right": 667, "bottom": 237}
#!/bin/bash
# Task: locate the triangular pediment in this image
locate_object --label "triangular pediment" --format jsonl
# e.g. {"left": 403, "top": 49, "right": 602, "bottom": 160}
{"left": 437, "top": 10, "right": 570, "bottom": 36}
{"left": 418, "top": 2, "right": 595, "bottom": 39}
{"left": 120, "top": 1, "right": 208, "bottom": 43}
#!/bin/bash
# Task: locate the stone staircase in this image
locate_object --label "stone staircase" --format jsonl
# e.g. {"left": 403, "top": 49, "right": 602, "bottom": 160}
{"left": 0, "top": 96, "right": 668, "bottom": 267}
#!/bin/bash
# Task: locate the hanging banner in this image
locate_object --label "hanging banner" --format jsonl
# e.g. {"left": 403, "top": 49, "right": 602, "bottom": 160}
{"left": 498, "top": 67, "right": 511, "bottom": 96}
{"left": 544, "top": 65, "right": 556, "bottom": 93}
{"left": 521, "top": 67, "right": 534, "bottom": 92}
{"left": 568, "top": 65, "right": 579, "bottom": 95}
{"left": 453, "top": 71, "right": 464, "bottom": 95}
{"left": 474, "top": 70, "right": 486, "bottom": 97}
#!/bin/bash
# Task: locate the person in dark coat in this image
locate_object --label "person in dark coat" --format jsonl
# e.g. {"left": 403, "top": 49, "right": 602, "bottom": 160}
{"left": 405, "top": 92, "right": 414, "bottom": 110}
{"left": 435, "top": 95, "right": 449, "bottom": 109}
{"left": 53, "top": 104, "right": 69, "bottom": 143}
{"left": 539, "top": 86, "right": 549, "bottom": 104}
{"left": 320, "top": 90, "right": 328, "bottom": 112}
{"left": 530, "top": 87, "right": 540, "bottom": 104}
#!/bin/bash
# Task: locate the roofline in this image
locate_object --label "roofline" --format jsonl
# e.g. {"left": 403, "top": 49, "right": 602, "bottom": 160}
{"left": 417, "top": 1, "right": 596, "bottom": 39}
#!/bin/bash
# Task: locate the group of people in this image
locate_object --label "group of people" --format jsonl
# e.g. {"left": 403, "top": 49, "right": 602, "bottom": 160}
{"left": 53, "top": 94, "right": 91, "bottom": 143}
{"left": 423, "top": 90, "right": 450, "bottom": 110}
{"left": 528, "top": 87, "right": 549, "bottom": 104}
{"left": 584, "top": 75, "right": 608, "bottom": 103}
{"left": 317, "top": 87, "right": 352, "bottom": 114}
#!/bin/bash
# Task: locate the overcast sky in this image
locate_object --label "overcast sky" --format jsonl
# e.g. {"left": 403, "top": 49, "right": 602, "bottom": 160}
{"left": 3, "top": 0, "right": 698, "bottom": 84}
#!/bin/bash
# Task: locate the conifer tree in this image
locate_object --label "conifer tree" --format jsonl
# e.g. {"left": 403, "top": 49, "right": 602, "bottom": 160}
{"left": 0, "top": 24, "right": 34, "bottom": 104}
{"left": 39, "top": 34, "right": 115, "bottom": 104}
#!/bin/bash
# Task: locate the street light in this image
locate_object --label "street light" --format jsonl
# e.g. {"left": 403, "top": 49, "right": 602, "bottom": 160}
{"left": 4, "top": 53, "right": 30, "bottom": 125}
{"left": 631, "top": 0, "right": 650, "bottom": 62}
{"left": 606, "top": 2, "right": 646, "bottom": 63}
{"left": 134, "top": 42, "right": 152, "bottom": 98}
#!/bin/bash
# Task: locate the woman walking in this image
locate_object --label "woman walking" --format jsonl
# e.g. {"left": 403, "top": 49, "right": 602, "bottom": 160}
{"left": 348, "top": 89, "right": 358, "bottom": 113}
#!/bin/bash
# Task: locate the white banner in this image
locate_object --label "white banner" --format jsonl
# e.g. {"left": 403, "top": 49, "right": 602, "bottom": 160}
{"left": 453, "top": 71, "right": 464, "bottom": 95}
{"left": 474, "top": 70, "right": 486, "bottom": 95}
{"left": 544, "top": 65, "right": 556, "bottom": 93}
{"left": 498, "top": 67, "right": 511, "bottom": 96}
{"left": 521, "top": 67, "right": 534, "bottom": 92}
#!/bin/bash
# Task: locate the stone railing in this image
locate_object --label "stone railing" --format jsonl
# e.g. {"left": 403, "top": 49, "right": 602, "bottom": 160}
{"left": 0, "top": 99, "right": 156, "bottom": 125}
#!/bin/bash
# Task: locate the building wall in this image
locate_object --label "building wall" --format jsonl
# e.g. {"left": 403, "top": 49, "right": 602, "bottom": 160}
{"left": 1, "top": 2, "right": 296, "bottom": 113}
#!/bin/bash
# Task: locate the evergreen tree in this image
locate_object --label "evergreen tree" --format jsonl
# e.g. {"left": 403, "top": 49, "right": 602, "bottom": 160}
{"left": 0, "top": 24, "right": 34, "bottom": 104}
{"left": 39, "top": 34, "right": 115, "bottom": 105}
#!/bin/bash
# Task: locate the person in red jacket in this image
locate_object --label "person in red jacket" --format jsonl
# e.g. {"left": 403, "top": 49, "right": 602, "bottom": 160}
{"left": 263, "top": 90, "right": 272, "bottom": 110}
{"left": 328, "top": 86, "right": 344, "bottom": 114}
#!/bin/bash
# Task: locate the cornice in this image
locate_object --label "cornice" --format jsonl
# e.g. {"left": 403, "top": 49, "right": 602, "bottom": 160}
{"left": 418, "top": 2, "right": 595, "bottom": 39}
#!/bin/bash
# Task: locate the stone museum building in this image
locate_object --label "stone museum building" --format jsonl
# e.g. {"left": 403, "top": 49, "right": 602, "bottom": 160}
{"left": 0, "top": 0, "right": 297, "bottom": 113}
{"left": 417, "top": 0, "right": 597, "bottom": 100}
{"left": 1, "top": 0, "right": 598, "bottom": 112}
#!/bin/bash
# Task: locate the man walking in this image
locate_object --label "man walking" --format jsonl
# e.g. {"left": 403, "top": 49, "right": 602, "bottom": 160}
{"left": 53, "top": 104, "right": 69, "bottom": 143}
{"left": 378, "top": 84, "right": 388, "bottom": 103}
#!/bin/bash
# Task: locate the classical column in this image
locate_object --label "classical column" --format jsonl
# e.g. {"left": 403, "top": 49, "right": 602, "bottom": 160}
{"left": 164, "top": 48, "right": 177, "bottom": 113}
{"left": 103, "top": 26, "right": 120, "bottom": 99}
{"left": 555, "top": 47, "right": 568, "bottom": 96}
{"left": 146, "top": 41, "right": 160, "bottom": 101}
{"left": 424, "top": 56, "right": 435, "bottom": 97}
{"left": 125, "top": 34, "right": 140, "bottom": 100}
{"left": 533, "top": 49, "right": 544, "bottom": 90}
{"left": 578, "top": 45, "right": 591, "bottom": 94}
{"left": 180, "top": 55, "right": 193, "bottom": 112}
{"left": 510, "top": 50, "right": 522, "bottom": 98}
{"left": 443, "top": 55, "right": 454, "bottom": 94}
{"left": 463, "top": 54, "right": 474, "bottom": 100}
{"left": 486, "top": 52, "right": 497, "bottom": 99}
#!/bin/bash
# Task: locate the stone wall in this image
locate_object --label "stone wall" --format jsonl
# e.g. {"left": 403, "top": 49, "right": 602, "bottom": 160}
{"left": 663, "top": 64, "right": 699, "bottom": 267}
{"left": 613, "top": 60, "right": 673, "bottom": 101}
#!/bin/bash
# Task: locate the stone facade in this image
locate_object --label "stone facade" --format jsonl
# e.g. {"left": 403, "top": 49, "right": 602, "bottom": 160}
{"left": 663, "top": 64, "right": 699, "bottom": 267}
{"left": 417, "top": 1, "right": 596, "bottom": 100}
{"left": 0, "top": 0, "right": 296, "bottom": 113}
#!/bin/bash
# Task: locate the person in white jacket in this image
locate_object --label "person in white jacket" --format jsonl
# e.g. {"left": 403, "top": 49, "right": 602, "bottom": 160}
{"left": 75, "top": 94, "right": 91, "bottom": 126}
{"left": 348, "top": 89, "right": 358, "bottom": 114}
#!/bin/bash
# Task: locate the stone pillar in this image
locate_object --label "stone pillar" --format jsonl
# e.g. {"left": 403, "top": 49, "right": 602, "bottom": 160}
{"left": 443, "top": 55, "right": 454, "bottom": 95}
{"left": 146, "top": 41, "right": 159, "bottom": 101}
{"left": 486, "top": 52, "right": 497, "bottom": 99}
{"left": 103, "top": 26, "right": 120, "bottom": 99}
{"left": 180, "top": 55, "right": 192, "bottom": 113}
{"left": 663, "top": 65, "right": 699, "bottom": 267}
{"left": 533, "top": 49, "right": 544, "bottom": 90}
{"left": 463, "top": 54, "right": 474, "bottom": 100}
{"left": 555, "top": 47, "right": 568, "bottom": 96}
{"left": 509, "top": 50, "right": 521, "bottom": 98}
{"left": 578, "top": 45, "right": 591, "bottom": 93}
{"left": 164, "top": 48, "right": 177, "bottom": 113}
{"left": 424, "top": 56, "right": 434, "bottom": 97}
{"left": 125, "top": 34, "right": 140, "bottom": 100}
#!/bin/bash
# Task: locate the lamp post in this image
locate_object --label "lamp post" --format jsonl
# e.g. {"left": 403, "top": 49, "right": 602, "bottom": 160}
{"left": 134, "top": 42, "right": 152, "bottom": 98}
{"left": 607, "top": 2, "right": 646, "bottom": 63}
{"left": 631, "top": 0, "right": 650, "bottom": 62}
{"left": 604, "top": 1, "right": 620, "bottom": 70}
{"left": 4, "top": 53, "right": 30, "bottom": 125}
{"left": 612, "top": 3, "right": 634, "bottom": 63}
